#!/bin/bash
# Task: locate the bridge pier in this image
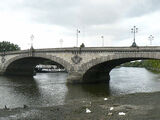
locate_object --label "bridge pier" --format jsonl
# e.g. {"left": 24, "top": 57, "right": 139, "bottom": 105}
{"left": 83, "top": 71, "right": 110, "bottom": 83}
{"left": 67, "top": 70, "right": 110, "bottom": 84}
{"left": 67, "top": 72, "right": 83, "bottom": 83}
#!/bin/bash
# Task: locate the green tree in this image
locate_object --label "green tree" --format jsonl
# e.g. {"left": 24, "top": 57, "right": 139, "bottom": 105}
{"left": 0, "top": 41, "right": 20, "bottom": 52}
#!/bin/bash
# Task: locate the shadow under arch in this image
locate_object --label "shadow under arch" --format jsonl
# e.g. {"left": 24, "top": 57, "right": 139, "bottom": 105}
{"left": 3, "top": 54, "right": 72, "bottom": 76}
{"left": 81, "top": 53, "right": 160, "bottom": 83}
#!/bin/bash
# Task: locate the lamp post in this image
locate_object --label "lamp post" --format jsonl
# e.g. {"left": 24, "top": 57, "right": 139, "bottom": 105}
{"left": 76, "top": 29, "right": 80, "bottom": 47}
{"left": 131, "top": 26, "right": 138, "bottom": 47}
{"left": 1, "top": 48, "right": 5, "bottom": 63}
{"left": 101, "top": 36, "right": 104, "bottom": 47}
{"left": 30, "top": 34, "right": 34, "bottom": 49}
{"left": 3, "top": 48, "right": 5, "bottom": 56}
{"left": 59, "top": 39, "right": 63, "bottom": 48}
{"left": 148, "top": 35, "right": 154, "bottom": 45}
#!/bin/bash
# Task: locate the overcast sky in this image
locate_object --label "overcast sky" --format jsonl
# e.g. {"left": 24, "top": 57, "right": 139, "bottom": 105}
{"left": 0, "top": 0, "right": 160, "bottom": 49}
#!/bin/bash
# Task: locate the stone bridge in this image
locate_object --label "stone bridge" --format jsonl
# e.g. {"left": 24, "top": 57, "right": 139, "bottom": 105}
{"left": 0, "top": 46, "right": 160, "bottom": 83}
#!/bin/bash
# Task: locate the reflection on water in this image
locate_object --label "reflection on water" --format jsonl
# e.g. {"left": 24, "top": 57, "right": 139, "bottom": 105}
{"left": 110, "top": 67, "right": 160, "bottom": 95}
{"left": 0, "top": 67, "right": 160, "bottom": 108}
{"left": 0, "top": 76, "right": 40, "bottom": 108}
{"left": 65, "top": 84, "right": 110, "bottom": 101}
{"left": 0, "top": 73, "right": 68, "bottom": 108}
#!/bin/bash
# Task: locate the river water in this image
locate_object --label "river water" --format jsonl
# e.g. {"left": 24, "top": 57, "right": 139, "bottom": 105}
{"left": 0, "top": 67, "right": 160, "bottom": 108}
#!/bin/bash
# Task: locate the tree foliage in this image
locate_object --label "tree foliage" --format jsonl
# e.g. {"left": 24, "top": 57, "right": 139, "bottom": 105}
{"left": 121, "top": 60, "right": 160, "bottom": 72}
{"left": 0, "top": 41, "right": 20, "bottom": 52}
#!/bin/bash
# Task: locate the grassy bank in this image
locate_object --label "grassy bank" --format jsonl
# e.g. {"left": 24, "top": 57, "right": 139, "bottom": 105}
{"left": 121, "top": 60, "right": 160, "bottom": 72}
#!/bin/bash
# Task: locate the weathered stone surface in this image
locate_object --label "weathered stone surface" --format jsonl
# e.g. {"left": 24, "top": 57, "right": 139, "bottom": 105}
{"left": 0, "top": 47, "right": 160, "bottom": 83}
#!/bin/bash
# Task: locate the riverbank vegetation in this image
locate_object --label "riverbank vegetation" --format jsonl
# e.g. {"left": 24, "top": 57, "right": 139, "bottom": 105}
{"left": 121, "top": 60, "right": 160, "bottom": 72}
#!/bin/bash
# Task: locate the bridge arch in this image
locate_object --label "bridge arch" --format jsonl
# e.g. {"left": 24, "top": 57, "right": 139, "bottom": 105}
{"left": 2, "top": 54, "right": 73, "bottom": 76}
{"left": 80, "top": 52, "right": 160, "bottom": 83}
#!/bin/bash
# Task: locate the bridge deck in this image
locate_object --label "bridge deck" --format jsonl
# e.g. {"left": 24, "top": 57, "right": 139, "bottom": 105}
{"left": 2, "top": 46, "right": 160, "bottom": 55}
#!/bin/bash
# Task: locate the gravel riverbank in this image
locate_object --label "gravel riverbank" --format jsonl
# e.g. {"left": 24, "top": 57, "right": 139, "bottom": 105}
{"left": 1, "top": 91, "right": 160, "bottom": 120}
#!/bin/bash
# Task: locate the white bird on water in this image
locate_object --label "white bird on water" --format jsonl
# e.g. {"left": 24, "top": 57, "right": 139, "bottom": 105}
{"left": 110, "top": 107, "right": 114, "bottom": 111}
{"left": 118, "top": 112, "right": 126, "bottom": 116}
{"left": 86, "top": 108, "right": 91, "bottom": 113}
{"left": 104, "top": 98, "right": 108, "bottom": 101}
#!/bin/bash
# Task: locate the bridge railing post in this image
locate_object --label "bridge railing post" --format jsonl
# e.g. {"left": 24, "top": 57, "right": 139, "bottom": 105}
{"left": 1, "top": 49, "right": 6, "bottom": 63}
{"left": 28, "top": 46, "right": 34, "bottom": 57}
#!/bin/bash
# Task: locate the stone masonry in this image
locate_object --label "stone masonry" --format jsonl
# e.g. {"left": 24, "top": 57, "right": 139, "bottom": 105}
{"left": 0, "top": 46, "right": 160, "bottom": 83}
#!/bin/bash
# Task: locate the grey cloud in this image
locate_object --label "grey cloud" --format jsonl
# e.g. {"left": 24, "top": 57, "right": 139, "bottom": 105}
{"left": 126, "top": 0, "right": 160, "bottom": 17}
{"left": 20, "top": 0, "right": 160, "bottom": 27}
{"left": 17, "top": 0, "right": 128, "bottom": 26}
{"left": 1, "top": 0, "right": 160, "bottom": 26}
{"left": 1, "top": 0, "right": 159, "bottom": 45}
